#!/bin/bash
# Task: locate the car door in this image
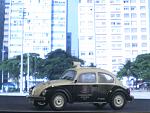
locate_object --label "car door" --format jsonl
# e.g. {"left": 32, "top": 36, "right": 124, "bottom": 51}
{"left": 97, "top": 72, "right": 115, "bottom": 101}
{"left": 73, "top": 72, "right": 98, "bottom": 102}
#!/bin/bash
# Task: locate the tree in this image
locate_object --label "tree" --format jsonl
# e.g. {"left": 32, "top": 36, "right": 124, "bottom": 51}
{"left": 0, "top": 56, "right": 21, "bottom": 86}
{"left": 117, "top": 53, "right": 150, "bottom": 81}
{"left": 0, "top": 49, "right": 84, "bottom": 81}
{"left": 132, "top": 53, "right": 150, "bottom": 80}
{"left": 117, "top": 60, "right": 132, "bottom": 79}
{"left": 41, "top": 49, "right": 84, "bottom": 80}
{"left": 0, "top": 53, "right": 42, "bottom": 83}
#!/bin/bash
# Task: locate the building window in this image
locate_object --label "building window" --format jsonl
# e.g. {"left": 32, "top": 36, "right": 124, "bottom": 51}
{"left": 130, "top": 0, "right": 136, "bottom": 3}
{"left": 124, "top": 0, "right": 129, "bottom": 3}
{"left": 124, "top": 28, "right": 130, "bottom": 33}
{"left": 124, "top": 21, "right": 130, "bottom": 25}
{"left": 142, "top": 50, "right": 147, "bottom": 53}
{"left": 87, "top": 0, "right": 92, "bottom": 3}
{"left": 140, "top": 6, "right": 145, "bottom": 11}
{"left": 131, "top": 6, "right": 136, "bottom": 10}
{"left": 132, "top": 35, "right": 137, "bottom": 40}
{"left": 124, "top": 6, "right": 129, "bottom": 10}
{"left": 132, "top": 50, "right": 138, "bottom": 55}
{"left": 132, "top": 43, "right": 137, "bottom": 47}
{"left": 131, "top": 21, "right": 137, "bottom": 25}
{"left": 124, "top": 13, "right": 130, "bottom": 18}
{"left": 89, "top": 52, "right": 94, "bottom": 55}
{"left": 140, "top": 13, "right": 146, "bottom": 18}
{"left": 141, "top": 35, "right": 147, "bottom": 40}
{"left": 125, "top": 43, "right": 130, "bottom": 47}
{"left": 131, "top": 13, "right": 137, "bottom": 18}
{"left": 81, "top": 52, "right": 85, "bottom": 56}
{"left": 95, "top": 0, "right": 100, "bottom": 3}
{"left": 125, "top": 35, "right": 130, "bottom": 40}
{"left": 140, "top": 0, "right": 145, "bottom": 3}
{"left": 131, "top": 28, "right": 137, "bottom": 33}
{"left": 141, "top": 43, "right": 147, "bottom": 47}
{"left": 141, "top": 20, "right": 146, "bottom": 25}
{"left": 116, "top": 14, "right": 120, "bottom": 17}
{"left": 141, "top": 28, "right": 146, "bottom": 32}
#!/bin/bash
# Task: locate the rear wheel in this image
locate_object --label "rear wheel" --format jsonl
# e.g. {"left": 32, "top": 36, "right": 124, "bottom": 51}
{"left": 109, "top": 92, "right": 126, "bottom": 110}
{"left": 49, "top": 92, "right": 67, "bottom": 110}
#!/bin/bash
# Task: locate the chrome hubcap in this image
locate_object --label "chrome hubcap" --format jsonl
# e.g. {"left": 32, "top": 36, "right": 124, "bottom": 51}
{"left": 114, "top": 95, "right": 124, "bottom": 107}
{"left": 53, "top": 95, "right": 64, "bottom": 108}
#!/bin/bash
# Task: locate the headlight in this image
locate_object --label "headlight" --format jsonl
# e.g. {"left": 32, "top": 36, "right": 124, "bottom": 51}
{"left": 29, "top": 86, "right": 35, "bottom": 95}
{"left": 41, "top": 89, "right": 47, "bottom": 96}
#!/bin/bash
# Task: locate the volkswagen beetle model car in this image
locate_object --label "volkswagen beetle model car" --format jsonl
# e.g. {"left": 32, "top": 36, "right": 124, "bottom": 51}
{"left": 26, "top": 63, "right": 134, "bottom": 111}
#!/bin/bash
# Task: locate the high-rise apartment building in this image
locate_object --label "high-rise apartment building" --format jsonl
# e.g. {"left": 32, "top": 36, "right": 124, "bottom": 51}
{"left": 0, "top": 0, "right": 5, "bottom": 60}
{"left": 4, "top": 0, "right": 67, "bottom": 58}
{"left": 78, "top": 0, "right": 150, "bottom": 73}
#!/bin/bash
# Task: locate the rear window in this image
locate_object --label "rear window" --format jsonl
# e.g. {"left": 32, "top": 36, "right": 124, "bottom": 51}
{"left": 98, "top": 72, "right": 114, "bottom": 83}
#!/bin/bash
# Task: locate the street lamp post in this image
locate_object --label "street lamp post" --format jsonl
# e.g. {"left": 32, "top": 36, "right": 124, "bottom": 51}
{"left": 1, "top": 47, "right": 5, "bottom": 92}
{"left": 20, "top": 6, "right": 25, "bottom": 94}
{"left": 26, "top": 53, "right": 30, "bottom": 92}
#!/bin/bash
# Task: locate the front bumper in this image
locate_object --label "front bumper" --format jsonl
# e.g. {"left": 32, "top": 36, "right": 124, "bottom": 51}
{"left": 26, "top": 95, "right": 46, "bottom": 102}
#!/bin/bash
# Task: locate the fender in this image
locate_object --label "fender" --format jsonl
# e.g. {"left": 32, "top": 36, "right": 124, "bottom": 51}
{"left": 53, "top": 88, "right": 73, "bottom": 103}
{"left": 106, "top": 86, "right": 128, "bottom": 102}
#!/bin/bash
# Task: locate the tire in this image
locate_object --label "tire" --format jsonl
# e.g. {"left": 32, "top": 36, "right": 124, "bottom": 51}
{"left": 93, "top": 103, "right": 107, "bottom": 109}
{"left": 33, "top": 101, "right": 48, "bottom": 109}
{"left": 49, "top": 92, "right": 67, "bottom": 110}
{"left": 109, "top": 92, "right": 126, "bottom": 110}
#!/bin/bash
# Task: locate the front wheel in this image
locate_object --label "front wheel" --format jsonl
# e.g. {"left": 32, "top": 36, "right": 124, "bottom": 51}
{"left": 109, "top": 92, "right": 126, "bottom": 110}
{"left": 49, "top": 92, "right": 67, "bottom": 110}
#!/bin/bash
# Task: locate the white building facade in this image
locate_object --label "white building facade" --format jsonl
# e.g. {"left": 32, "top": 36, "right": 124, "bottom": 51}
{"left": 78, "top": 0, "right": 150, "bottom": 73}
{"left": 4, "top": 0, "right": 67, "bottom": 58}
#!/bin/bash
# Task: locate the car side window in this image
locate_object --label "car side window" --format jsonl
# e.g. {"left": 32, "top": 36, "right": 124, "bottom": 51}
{"left": 98, "top": 72, "right": 114, "bottom": 83}
{"left": 61, "top": 70, "right": 76, "bottom": 80}
{"left": 78, "top": 73, "right": 96, "bottom": 83}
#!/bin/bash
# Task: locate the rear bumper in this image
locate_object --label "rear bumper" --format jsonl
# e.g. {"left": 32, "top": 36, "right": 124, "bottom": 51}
{"left": 127, "top": 95, "right": 134, "bottom": 101}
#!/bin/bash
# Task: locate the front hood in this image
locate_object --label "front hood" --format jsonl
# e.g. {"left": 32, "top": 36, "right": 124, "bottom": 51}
{"left": 32, "top": 80, "right": 73, "bottom": 96}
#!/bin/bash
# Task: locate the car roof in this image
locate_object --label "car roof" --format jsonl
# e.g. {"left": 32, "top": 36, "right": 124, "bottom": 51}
{"left": 68, "top": 66, "right": 115, "bottom": 76}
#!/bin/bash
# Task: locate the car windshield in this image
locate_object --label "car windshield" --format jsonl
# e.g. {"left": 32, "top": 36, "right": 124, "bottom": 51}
{"left": 60, "top": 70, "right": 76, "bottom": 81}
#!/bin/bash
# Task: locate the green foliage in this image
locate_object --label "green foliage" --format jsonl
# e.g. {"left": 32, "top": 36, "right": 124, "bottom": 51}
{"left": 0, "top": 49, "right": 84, "bottom": 81}
{"left": 42, "top": 49, "right": 84, "bottom": 79}
{"left": 117, "top": 53, "right": 150, "bottom": 80}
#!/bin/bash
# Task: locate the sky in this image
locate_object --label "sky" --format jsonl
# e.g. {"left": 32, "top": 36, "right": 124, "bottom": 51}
{"left": 67, "top": 0, "right": 79, "bottom": 57}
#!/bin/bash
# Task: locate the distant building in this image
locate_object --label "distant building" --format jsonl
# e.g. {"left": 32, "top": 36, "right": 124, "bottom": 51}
{"left": 78, "top": 0, "right": 150, "bottom": 73}
{"left": 66, "top": 32, "right": 72, "bottom": 55}
{"left": 67, "top": 0, "right": 79, "bottom": 57}
{"left": 3, "top": 0, "right": 68, "bottom": 58}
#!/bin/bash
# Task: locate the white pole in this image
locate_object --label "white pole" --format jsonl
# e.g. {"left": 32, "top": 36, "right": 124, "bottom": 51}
{"left": 20, "top": 1, "right": 24, "bottom": 94}
{"left": 27, "top": 53, "right": 30, "bottom": 92}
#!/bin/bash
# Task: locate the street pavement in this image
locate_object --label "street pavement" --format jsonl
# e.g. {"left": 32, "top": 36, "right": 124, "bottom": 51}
{"left": 130, "top": 90, "right": 150, "bottom": 99}
{"left": 0, "top": 89, "right": 150, "bottom": 99}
